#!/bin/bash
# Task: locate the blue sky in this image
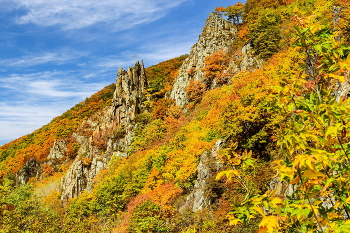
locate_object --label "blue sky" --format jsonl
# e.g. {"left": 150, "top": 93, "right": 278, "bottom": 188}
{"left": 0, "top": 0, "right": 239, "bottom": 146}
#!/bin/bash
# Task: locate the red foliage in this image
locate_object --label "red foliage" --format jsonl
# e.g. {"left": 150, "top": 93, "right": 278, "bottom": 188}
{"left": 43, "top": 164, "right": 54, "bottom": 175}
{"left": 202, "top": 50, "right": 231, "bottom": 86}
{"left": 152, "top": 99, "right": 175, "bottom": 119}
{"left": 186, "top": 80, "right": 207, "bottom": 101}
{"left": 0, "top": 84, "right": 116, "bottom": 176}
{"left": 92, "top": 127, "right": 113, "bottom": 150}
{"left": 215, "top": 6, "right": 226, "bottom": 13}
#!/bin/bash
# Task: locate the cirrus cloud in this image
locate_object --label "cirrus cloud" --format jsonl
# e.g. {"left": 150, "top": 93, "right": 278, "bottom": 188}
{"left": 4, "top": 0, "right": 190, "bottom": 30}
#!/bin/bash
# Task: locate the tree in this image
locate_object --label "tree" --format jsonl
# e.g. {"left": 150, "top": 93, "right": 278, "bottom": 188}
{"left": 225, "top": 3, "right": 244, "bottom": 25}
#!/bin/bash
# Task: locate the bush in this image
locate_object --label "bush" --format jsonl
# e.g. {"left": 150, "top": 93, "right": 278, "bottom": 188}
{"left": 94, "top": 175, "right": 126, "bottom": 214}
{"left": 128, "top": 200, "right": 168, "bottom": 233}
{"left": 202, "top": 50, "right": 230, "bottom": 86}
{"left": 186, "top": 80, "right": 207, "bottom": 101}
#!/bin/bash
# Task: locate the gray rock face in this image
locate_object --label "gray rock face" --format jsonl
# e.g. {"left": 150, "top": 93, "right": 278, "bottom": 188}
{"left": 226, "top": 42, "right": 262, "bottom": 77}
{"left": 60, "top": 61, "right": 147, "bottom": 202}
{"left": 182, "top": 139, "right": 225, "bottom": 212}
{"left": 170, "top": 13, "right": 237, "bottom": 107}
{"left": 332, "top": 7, "right": 350, "bottom": 102}
{"left": 16, "top": 158, "right": 43, "bottom": 185}
{"left": 334, "top": 72, "right": 350, "bottom": 102}
{"left": 47, "top": 139, "right": 67, "bottom": 160}
{"left": 269, "top": 177, "right": 296, "bottom": 197}
{"left": 61, "top": 149, "right": 108, "bottom": 201}
{"left": 113, "top": 60, "right": 147, "bottom": 125}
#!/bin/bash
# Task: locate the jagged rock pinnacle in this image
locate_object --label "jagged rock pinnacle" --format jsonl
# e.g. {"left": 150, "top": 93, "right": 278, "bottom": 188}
{"left": 170, "top": 12, "right": 237, "bottom": 107}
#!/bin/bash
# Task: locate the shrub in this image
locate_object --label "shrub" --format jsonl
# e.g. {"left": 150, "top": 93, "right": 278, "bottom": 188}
{"left": 186, "top": 80, "right": 207, "bottom": 101}
{"left": 202, "top": 50, "right": 230, "bottom": 86}
{"left": 128, "top": 200, "right": 168, "bottom": 233}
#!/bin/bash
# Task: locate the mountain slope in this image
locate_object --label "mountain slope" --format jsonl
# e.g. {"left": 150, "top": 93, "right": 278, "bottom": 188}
{"left": 2, "top": 0, "right": 350, "bottom": 232}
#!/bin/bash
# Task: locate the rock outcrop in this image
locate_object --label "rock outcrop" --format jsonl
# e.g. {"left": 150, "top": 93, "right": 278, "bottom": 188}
{"left": 16, "top": 158, "right": 43, "bottom": 185}
{"left": 113, "top": 60, "right": 147, "bottom": 125}
{"left": 181, "top": 139, "right": 224, "bottom": 212}
{"left": 230, "top": 43, "right": 262, "bottom": 72}
{"left": 170, "top": 12, "right": 237, "bottom": 107}
{"left": 60, "top": 61, "right": 147, "bottom": 201}
{"left": 47, "top": 139, "right": 67, "bottom": 160}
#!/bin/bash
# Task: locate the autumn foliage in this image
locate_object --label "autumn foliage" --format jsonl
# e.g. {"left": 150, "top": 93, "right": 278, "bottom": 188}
{"left": 2, "top": 0, "right": 350, "bottom": 232}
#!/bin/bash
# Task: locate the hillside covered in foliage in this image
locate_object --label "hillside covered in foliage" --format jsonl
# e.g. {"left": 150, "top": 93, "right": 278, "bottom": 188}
{"left": 2, "top": 0, "right": 350, "bottom": 232}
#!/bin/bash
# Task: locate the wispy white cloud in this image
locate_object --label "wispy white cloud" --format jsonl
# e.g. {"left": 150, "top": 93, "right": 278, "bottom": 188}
{"left": 0, "top": 71, "right": 109, "bottom": 144}
{"left": 27, "top": 80, "right": 103, "bottom": 98}
{"left": 0, "top": 103, "right": 66, "bottom": 143}
{"left": 5, "top": 0, "right": 190, "bottom": 30}
{"left": 0, "top": 71, "right": 107, "bottom": 98}
{"left": 95, "top": 56, "right": 136, "bottom": 69}
{"left": 94, "top": 38, "right": 194, "bottom": 69}
{"left": 0, "top": 50, "right": 88, "bottom": 67}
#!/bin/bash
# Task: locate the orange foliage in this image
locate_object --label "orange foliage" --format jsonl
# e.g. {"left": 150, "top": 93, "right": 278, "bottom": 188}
{"left": 82, "top": 157, "right": 92, "bottom": 166}
{"left": 202, "top": 50, "right": 231, "bottom": 86}
{"left": 163, "top": 104, "right": 185, "bottom": 135}
{"left": 114, "top": 183, "right": 181, "bottom": 232}
{"left": 152, "top": 98, "right": 175, "bottom": 119}
{"left": 186, "top": 80, "right": 207, "bottom": 101}
{"left": 187, "top": 67, "right": 196, "bottom": 76}
{"left": 237, "top": 24, "right": 249, "bottom": 41}
{"left": 0, "top": 84, "right": 116, "bottom": 176}
{"left": 43, "top": 164, "right": 54, "bottom": 175}
{"left": 215, "top": 6, "right": 226, "bottom": 13}
{"left": 145, "top": 55, "right": 188, "bottom": 97}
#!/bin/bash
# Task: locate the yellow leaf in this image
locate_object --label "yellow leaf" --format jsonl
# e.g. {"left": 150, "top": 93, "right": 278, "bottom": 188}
{"left": 313, "top": 200, "right": 322, "bottom": 206}
{"left": 254, "top": 206, "right": 265, "bottom": 216}
{"left": 346, "top": 196, "right": 350, "bottom": 204}
{"left": 231, "top": 157, "right": 241, "bottom": 165}
{"left": 228, "top": 215, "right": 241, "bottom": 225}
{"left": 216, "top": 170, "right": 240, "bottom": 181}
{"left": 325, "top": 125, "right": 339, "bottom": 137}
{"left": 216, "top": 171, "right": 227, "bottom": 180}
{"left": 328, "top": 212, "right": 341, "bottom": 220}
{"left": 270, "top": 198, "right": 283, "bottom": 208}
{"left": 259, "top": 216, "right": 279, "bottom": 233}
{"left": 305, "top": 158, "right": 315, "bottom": 170}
{"left": 328, "top": 73, "right": 345, "bottom": 82}
{"left": 279, "top": 165, "right": 295, "bottom": 181}
{"left": 227, "top": 169, "right": 240, "bottom": 179}
{"left": 334, "top": 201, "right": 342, "bottom": 209}
{"left": 303, "top": 169, "right": 325, "bottom": 180}
{"left": 346, "top": 53, "right": 350, "bottom": 64}
{"left": 290, "top": 176, "right": 301, "bottom": 184}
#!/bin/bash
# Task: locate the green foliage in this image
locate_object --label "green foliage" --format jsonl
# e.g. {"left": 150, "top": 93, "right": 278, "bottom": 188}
{"left": 146, "top": 55, "right": 188, "bottom": 97}
{"left": 224, "top": 10, "right": 350, "bottom": 232}
{"left": 0, "top": 180, "right": 61, "bottom": 232}
{"left": 94, "top": 175, "right": 126, "bottom": 214}
{"left": 63, "top": 191, "right": 100, "bottom": 232}
{"left": 132, "top": 119, "right": 166, "bottom": 150}
{"left": 128, "top": 200, "right": 168, "bottom": 233}
{"left": 247, "top": 7, "right": 282, "bottom": 59}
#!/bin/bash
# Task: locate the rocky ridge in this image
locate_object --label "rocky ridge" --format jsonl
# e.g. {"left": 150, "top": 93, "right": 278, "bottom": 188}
{"left": 181, "top": 139, "right": 225, "bottom": 212}
{"left": 170, "top": 12, "right": 237, "bottom": 107}
{"left": 60, "top": 61, "right": 147, "bottom": 201}
{"left": 170, "top": 13, "right": 262, "bottom": 107}
{"left": 14, "top": 12, "right": 250, "bottom": 204}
